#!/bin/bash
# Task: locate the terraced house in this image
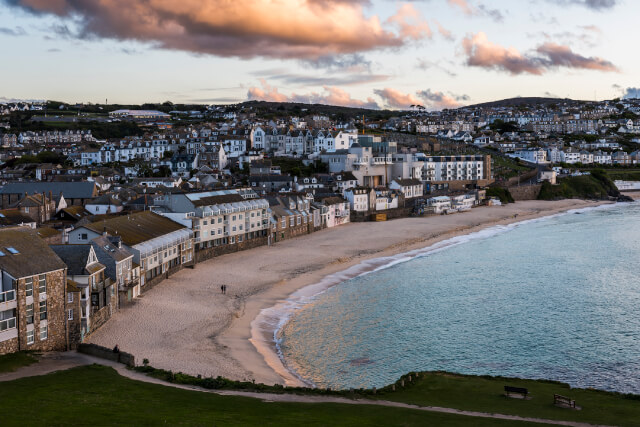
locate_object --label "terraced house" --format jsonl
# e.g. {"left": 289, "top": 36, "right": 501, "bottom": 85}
{"left": 152, "top": 189, "right": 271, "bottom": 260}
{"left": 0, "top": 228, "right": 67, "bottom": 355}
{"left": 67, "top": 211, "right": 194, "bottom": 289}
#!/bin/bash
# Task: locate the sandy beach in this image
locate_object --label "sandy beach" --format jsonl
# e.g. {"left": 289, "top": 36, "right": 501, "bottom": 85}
{"left": 88, "top": 199, "right": 611, "bottom": 386}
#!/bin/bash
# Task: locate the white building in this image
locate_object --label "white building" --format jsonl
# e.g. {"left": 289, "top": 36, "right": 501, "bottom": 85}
{"left": 512, "top": 149, "right": 548, "bottom": 164}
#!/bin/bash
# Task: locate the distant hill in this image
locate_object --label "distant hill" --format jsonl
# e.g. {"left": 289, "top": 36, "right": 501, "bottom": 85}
{"left": 464, "top": 97, "right": 587, "bottom": 109}
{"left": 237, "top": 100, "right": 397, "bottom": 120}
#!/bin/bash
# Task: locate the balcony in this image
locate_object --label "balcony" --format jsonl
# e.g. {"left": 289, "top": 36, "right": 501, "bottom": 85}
{"left": 372, "top": 157, "right": 392, "bottom": 165}
{"left": 0, "top": 289, "right": 15, "bottom": 304}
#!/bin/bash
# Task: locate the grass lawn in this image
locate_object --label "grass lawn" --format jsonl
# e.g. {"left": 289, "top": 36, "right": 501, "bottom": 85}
{"left": 0, "top": 352, "right": 38, "bottom": 373}
{"left": 376, "top": 372, "right": 640, "bottom": 427}
{"left": 0, "top": 365, "right": 543, "bottom": 427}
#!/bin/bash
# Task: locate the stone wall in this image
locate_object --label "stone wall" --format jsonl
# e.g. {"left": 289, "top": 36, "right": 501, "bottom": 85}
{"left": 86, "top": 304, "right": 112, "bottom": 338}
{"left": 66, "top": 290, "right": 82, "bottom": 350}
{"left": 196, "top": 236, "right": 270, "bottom": 263}
{"left": 0, "top": 337, "right": 19, "bottom": 355}
{"left": 16, "top": 269, "right": 68, "bottom": 352}
{"left": 508, "top": 184, "right": 542, "bottom": 201}
{"left": 77, "top": 343, "right": 135, "bottom": 367}
{"left": 350, "top": 207, "right": 413, "bottom": 222}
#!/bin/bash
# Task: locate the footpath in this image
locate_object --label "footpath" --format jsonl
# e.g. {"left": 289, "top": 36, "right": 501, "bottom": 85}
{"left": 0, "top": 352, "right": 614, "bottom": 427}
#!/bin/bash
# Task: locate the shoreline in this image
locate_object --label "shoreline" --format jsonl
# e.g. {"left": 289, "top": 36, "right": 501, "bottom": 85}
{"left": 87, "top": 199, "right": 612, "bottom": 386}
{"left": 249, "top": 201, "right": 620, "bottom": 388}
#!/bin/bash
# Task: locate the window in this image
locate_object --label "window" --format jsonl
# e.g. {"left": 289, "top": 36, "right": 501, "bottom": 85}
{"left": 297, "top": 216, "right": 301, "bottom": 225}
{"left": 232, "top": 215, "right": 236, "bottom": 221}
{"left": 68, "top": 309, "right": 73, "bottom": 321}
{"left": 25, "top": 277, "right": 33, "bottom": 297}
{"left": 38, "top": 274, "right": 46, "bottom": 294}
{"left": 6, "top": 247, "right": 18, "bottom": 255}
{"left": 239, "top": 214, "right": 243, "bottom": 219}
{"left": 80, "top": 233, "right": 88, "bottom": 240}
{"left": 27, "top": 329, "right": 34, "bottom": 345}
{"left": 40, "top": 325, "right": 48, "bottom": 340}
{"left": 39, "top": 301, "right": 47, "bottom": 320}
{"left": 26, "top": 304, "right": 34, "bottom": 325}
{"left": 281, "top": 219, "right": 286, "bottom": 228}
{"left": 290, "top": 217, "right": 295, "bottom": 227}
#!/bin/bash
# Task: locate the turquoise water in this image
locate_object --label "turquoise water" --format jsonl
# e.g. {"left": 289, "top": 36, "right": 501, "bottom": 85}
{"left": 278, "top": 203, "right": 640, "bottom": 393}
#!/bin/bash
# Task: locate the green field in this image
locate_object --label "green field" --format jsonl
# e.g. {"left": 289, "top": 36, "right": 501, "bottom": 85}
{"left": 379, "top": 372, "right": 640, "bottom": 426}
{"left": 0, "top": 365, "right": 541, "bottom": 426}
{"left": 0, "top": 351, "right": 38, "bottom": 373}
{"left": 1, "top": 361, "right": 639, "bottom": 426}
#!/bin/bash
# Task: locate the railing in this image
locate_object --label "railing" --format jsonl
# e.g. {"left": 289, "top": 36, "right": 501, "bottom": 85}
{"left": 0, "top": 317, "right": 16, "bottom": 331}
{"left": 0, "top": 289, "right": 16, "bottom": 304}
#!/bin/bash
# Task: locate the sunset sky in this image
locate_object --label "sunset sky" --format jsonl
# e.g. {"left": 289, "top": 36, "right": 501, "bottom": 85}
{"left": 0, "top": 0, "right": 637, "bottom": 109}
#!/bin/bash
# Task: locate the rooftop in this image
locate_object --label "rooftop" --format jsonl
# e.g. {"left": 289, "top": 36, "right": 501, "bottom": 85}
{"left": 82, "top": 211, "right": 187, "bottom": 246}
{"left": 0, "top": 228, "right": 66, "bottom": 278}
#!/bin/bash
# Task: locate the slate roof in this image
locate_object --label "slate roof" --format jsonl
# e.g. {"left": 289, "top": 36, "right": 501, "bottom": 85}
{"left": 0, "top": 210, "right": 35, "bottom": 226}
{"left": 190, "top": 193, "right": 245, "bottom": 207}
{"left": 91, "top": 235, "right": 133, "bottom": 284}
{"left": 393, "top": 178, "right": 423, "bottom": 186}
{"left": 0, "top": 181, "right": 97, "bottom": 199}
{"left": 82, "top": 211, "right": 186, "bottom": 246}
{"left": 50, "top": 244, "right": 104, "bottom": 276}
{"left": 0, "top": 228, "right": 67, "bottom": 278}
{"left": 87, "top": 194, "right": 122, "bottom": 206}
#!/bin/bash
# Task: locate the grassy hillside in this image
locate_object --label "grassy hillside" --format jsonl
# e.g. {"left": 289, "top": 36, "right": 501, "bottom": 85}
{"left": 1, "top": 358, "right": 640, "bottom": 426}
{"left": 538, "top": 170, "right": 620, "bottom": 200}
{"left": 0, "top": 365, "right": 535, "bottom": 427}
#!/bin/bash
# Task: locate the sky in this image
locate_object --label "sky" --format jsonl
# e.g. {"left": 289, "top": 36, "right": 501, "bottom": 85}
{"left": 0, "top": 0, "right": 638, "bottom": 110}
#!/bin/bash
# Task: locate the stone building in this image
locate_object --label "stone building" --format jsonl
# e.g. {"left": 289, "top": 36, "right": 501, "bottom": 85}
{"left": 0, "top": 228, "right": 68, "bottom": 355}
{"left": 50, "top": 244, "right": 115, "bottom": 340}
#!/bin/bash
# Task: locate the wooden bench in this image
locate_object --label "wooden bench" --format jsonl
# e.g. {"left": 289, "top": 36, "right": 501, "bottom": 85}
{"left": 554, "top": 394, "right": 577, "bottom": 409}
{"left": 504, "top": 386, "right": 529, "bottom": 398}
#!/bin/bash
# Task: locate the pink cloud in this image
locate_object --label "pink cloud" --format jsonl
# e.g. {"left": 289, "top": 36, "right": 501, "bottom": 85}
{"left": 247, "top": 81, "right": 379, "bottom": 109}
{"left": 373, "top": 88, "right": 421, "bottom": 109}
{"left": 8, "top": 0, "right": 431, "bottom": 60}
{"left": 462, "top": 32, "right": 618, "bottom": 75}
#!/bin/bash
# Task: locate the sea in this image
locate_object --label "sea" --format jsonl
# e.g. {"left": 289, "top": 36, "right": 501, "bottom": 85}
{"left": 257, "top": 202, "right": 640, "bottom": 393}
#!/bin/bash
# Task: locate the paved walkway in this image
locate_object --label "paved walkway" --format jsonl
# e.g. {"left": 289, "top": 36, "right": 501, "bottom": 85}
{"left": 0, "top": 352, "right": 615, "bottom": 427}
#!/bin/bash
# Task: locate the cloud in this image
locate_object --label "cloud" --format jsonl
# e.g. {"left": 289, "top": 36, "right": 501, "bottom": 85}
{"left": 462, "top": 32, "right": 544, "bottom": 75}
{"left": 247, "top": 80, "right": 379, "bottom": 109}
{"left": 416, "top": 58, "right": 457, "bottom": 76}
{"left": 0, "top": 26, "right": 26, "bottom": 36}
{"left": 448, "top": 0, "right": 474, "bottom": 15}
{"left": 301, "top": 54, "right": 372, "bottom": 72}
{"left": 417, "top": 89, "right": 467, "bottom": 109}
{"left": 373, "top": 88, "right": 421, "bottom": 109}
{"left": 3, "top": 0, "right": 431, "bottom": 60}
{"left": 253, "top": 71, "right": 389, "bottom": 87}
{"left": 536, "top": 42, "right": 618, "bottom": 72}
{"left": 434, "top": 20, "right": 454, "bottom": 41}
{"left": 446, "top": 0, "right": 503, "bottom": 22}
{"left": 549, "top": 0, "right": 618, "bottom": 10}
{"left": 386, "top": 3, "right": 431, "bottom": 40}
{"left": 462, "top": 32, "right": 618, "bottom": 75}
{"left": 622, "top": 88, "right": 640, "bottom": 99}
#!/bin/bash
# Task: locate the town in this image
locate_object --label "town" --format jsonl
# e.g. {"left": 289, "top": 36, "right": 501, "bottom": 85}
{"left": 0, "top": 95, "right": 638, "bottom": 355}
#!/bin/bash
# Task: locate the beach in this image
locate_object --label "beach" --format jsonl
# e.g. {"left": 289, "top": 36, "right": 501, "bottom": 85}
{"left": 88, "top": 199, "right": 610, "bottom": 386}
